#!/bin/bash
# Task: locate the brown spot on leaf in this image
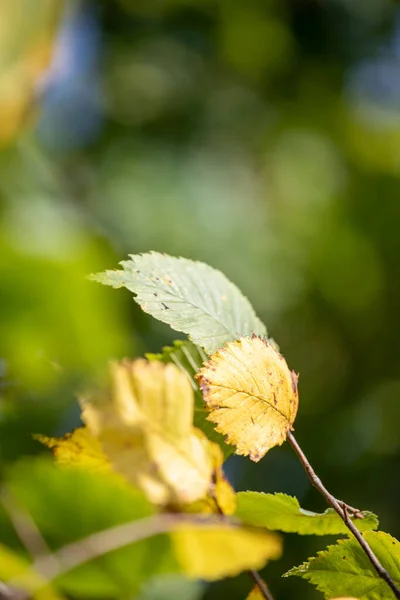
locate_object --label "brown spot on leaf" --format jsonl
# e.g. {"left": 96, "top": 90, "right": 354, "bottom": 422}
{"left": 291, "top": 371, "right": 298, "bottom": 395}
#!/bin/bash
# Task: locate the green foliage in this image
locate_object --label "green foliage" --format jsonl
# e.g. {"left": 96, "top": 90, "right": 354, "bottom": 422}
{"left": 1, "top": 458, "right": 282, "bottom": 597}
{"left": 2, "top": 246, "right": 400, "bottom": 600}
{"left": 91, "top": 252, "right": 267, "bottom": 355}
{"left": 146, "top": 340, "right": 232, "bottom": 458}
{"left": 285, "top": 531, "right": 400, "bottom": 599}
{"left": 236, "top": 492, "right": 379, "bottom": 535}
{"left": 5, "top": 458, "right": 174, "bottom": 598}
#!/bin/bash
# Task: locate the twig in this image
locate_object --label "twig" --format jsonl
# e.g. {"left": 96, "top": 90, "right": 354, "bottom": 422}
{"left": 248, "top": 569, "right": 274, "bottom": 600}
{"left": 1, "top": 488, "right": 57, "bottom": 563}
{"left": 210, "top": 480, "right": 275, "bottom": 600}
{"left": 287, "top": 430, "right": 400, "bottom": 600}
{"left": 0, "top": 488, "right": 64, "bottom": 600}
{"left": 9, "top": 513, "right": 246, "bottom": 595}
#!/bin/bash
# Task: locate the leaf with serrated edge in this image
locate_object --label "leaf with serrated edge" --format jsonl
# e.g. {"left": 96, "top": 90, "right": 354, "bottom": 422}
{"left": 172, "top": 524, "right": 282, "bottom": 580}
{"left": 285, "top": 531, "right": 400, "bottom": 600}
{"left": 196, "top": 336, "right": 298, "bottom": 462}
{"left": 81, "top": 359, "right": 214, "bottom": 506}
{"left": 147, "top": 340, "right": 233, "bottom": 458}
{"left": 236, "top": 492, "right": 378, "bottom": 535}
{"left": 90, "top": 252, "right": 267, "bottom": 355}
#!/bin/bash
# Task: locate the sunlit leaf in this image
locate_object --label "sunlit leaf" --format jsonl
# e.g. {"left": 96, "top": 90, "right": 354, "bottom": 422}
{"left": 172, "top": 523, "right": 282, "bottom": 580}
{"left": 196, "top": 335, "right": 298, "bottom": 461}
{"left": 147, "top": 340, "right": 232, "bottom": 458}
{"left": 285, "top": 531, "right": 400, "bottom": 600}
{"left": 236, "top": 492, "right": 378, "bottom": 535}
{"left": 90, "top": 252, "right": 267, "bottom": 355}
{"left": 35, "top": 428, "right": 111, "bottom": 472}
{"left": 82, "top": 359, "right": 214, "bottom": 506}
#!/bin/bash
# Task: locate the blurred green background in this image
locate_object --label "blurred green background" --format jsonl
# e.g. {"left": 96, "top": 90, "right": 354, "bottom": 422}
{"left": 1, "top": 0, "right": 400, "bottom": 598}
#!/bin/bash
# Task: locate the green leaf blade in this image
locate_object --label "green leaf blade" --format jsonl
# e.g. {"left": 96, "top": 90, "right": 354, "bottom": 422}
{"left": 147, "top": 340, "right": 233, "bottom": 458}
{"left": 285, "top": 531, "right": 400, "bottom": 600}
{"left": 91, "top": 253, "right": 267, "bottom": 355}
{"left": 236, "top": 492, "right": 379, "bottom": 535}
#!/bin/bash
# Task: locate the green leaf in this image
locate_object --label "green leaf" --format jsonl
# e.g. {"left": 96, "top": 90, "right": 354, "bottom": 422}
{"left": 0, "top": 459, "right": 282, "bottom": 596}
{"left": 90, "top": 252, "right": 267, "bottom": 355}
{"left": 236, "top": 492, "right": 379, "bottom": 535}
{"left": 3, "top": 458, "right": 175, "bottom": 598}
{"left": 285, "top": 531, "right": 400, "bottom": 600}
{"left": 147, "top": 340, "right": 233, "bottom": 458}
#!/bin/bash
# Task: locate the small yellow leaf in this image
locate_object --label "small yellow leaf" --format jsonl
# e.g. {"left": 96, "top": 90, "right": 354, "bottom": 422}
{"left": 35, "top": 428, "right": 110, "bottom": 472}
{"left": 196, "top": 335, "right": 298, "bottom": 462}
{"left": 172, "top": 523, "right": 282, "bottom": 580}
{"left": 245, "top": 583, "right": 268, "bottom": 600}
{"left": 82, "top": 359, "right": 214, "bottom": 506}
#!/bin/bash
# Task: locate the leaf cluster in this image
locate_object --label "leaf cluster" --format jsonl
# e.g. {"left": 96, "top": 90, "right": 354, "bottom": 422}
{"left": 1, "top": 252, "right": 397, "bottom": 600}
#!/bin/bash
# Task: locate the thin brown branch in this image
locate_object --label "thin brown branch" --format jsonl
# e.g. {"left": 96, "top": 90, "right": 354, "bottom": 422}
{"left": 248, "top": 569, "right": 274, "bottom": 600}
{"left": 210, "top": 480, "right": 275, "bottom": 600}
{"left": 287, "top": 430, "right": 400, "bottom": 600}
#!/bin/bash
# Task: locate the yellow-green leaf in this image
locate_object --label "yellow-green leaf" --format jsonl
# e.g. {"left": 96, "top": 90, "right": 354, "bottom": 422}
{"left": 0, "top": 543, "right": 65, "bottom": 599}
{"left": 3, "top": 458, "right": 174, "bottom": 599}
{"left": 82, "top": 359, "right": 214, "bottom": 506}
{"left": 172, "top": 523, "right": 282, "bottom": 580}
{"left": 35, "top": 428, "right": 111, "bottom": 472}
{"left": 196, "top": 336, "right": 298, "bottom": 461}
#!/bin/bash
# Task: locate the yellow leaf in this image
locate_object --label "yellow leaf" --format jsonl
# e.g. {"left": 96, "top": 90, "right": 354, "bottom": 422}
{"left": 245, "top": 583, "right": 269, "bottom": 599}
{"left": 82, "top": 359, "right": 214, "bottom": 506}
{"left": 185, "top": 443, "right": 237, "bottom": 515}
{"left": 172, "top": 523, "right": 282, "bottom": 580}
{"left": 35, "top": 428, "right": 110, "bottom": 472}
{"left": 0, "top": 0, "right": 63, "bottom": 146}
{"left": 196, "top": 335, "right": 299, "bottom": 462}
{"left": 0, "top": 542, "right": 65, "bottom": 599}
